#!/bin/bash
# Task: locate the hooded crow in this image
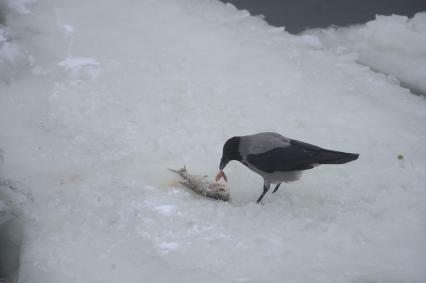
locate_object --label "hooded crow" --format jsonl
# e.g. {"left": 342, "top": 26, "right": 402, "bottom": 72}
{"left": 215, "top": 132, "right": 359, "bottom": 203}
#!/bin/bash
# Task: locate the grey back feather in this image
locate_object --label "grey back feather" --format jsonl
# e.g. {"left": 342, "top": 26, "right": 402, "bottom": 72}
{"left": 239, "top": 132, "right": 291, "bottom": 160}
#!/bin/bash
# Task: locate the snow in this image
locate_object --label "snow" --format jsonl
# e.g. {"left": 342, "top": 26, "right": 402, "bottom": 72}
{"left": 0, "top": 1, "right": 426, "bottom": 282}
{"left": 0, "top": 199, "right": 11, "bottom": 225}
{"left": 5, "top": 0, "right": 36, "bottom": 15}
{"left": 58, "top": 57, "right": 99, "bottom": 69}
{"left": 304, "top": 13, "right": 426, "bottom": 96}
{"left": 154, "top": 204, "right": 177, "bottom": 217}
{"left": 0, "top": 28, "right": 29, "bottom": 83}
{"left": 58, "top": 57, "right": 100, "bottom": 80}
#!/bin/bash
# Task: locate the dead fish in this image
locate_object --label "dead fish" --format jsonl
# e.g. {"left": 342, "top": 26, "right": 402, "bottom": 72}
{"left": 169, "top": 166, "right": 230, "bottom": 201}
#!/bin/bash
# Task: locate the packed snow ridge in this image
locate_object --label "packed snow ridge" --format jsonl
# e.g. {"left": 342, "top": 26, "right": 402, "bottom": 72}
{"left": 305, "top": 12, "right": 426, "bottom": 96}
{"left": 0, "top": 1, "right": 426, "bottom": 283}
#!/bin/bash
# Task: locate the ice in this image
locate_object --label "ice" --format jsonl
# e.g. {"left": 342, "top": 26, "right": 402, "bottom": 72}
{"left": 304, "top": 12, "right": 426, "bottom": 96}
{"left": 157, "top": 241, "right": 179, "bottom": 254}
{"left": 0, "top": 199, "right": 11, "bottom": 224}
{"left": 5, "top": 0, "right": 36, "bottom": 14}
{"left": 0, "top": 28, "right": 29, "bottom": 83}
{"left": 58, "top": 57, "right": 99, "bottom": 69}
{"left": 58, "top": 57, "right": 100, "bottom": 79}
{"left": 154, "top": 204, "right": 176, "bottom": 217}
{"left": 62, "top": 25, "right": 74, "bottom": 35}
{"left": 0, "top": 1, "right": 426, "bottom": 283}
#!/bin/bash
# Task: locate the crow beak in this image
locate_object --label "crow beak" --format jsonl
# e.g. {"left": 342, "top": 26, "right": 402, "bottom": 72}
{"left": 215, "top": 170, "right": 228, "bottom": 182}
{"left": 216, "top": 157, "right": 229, "bottom": 182}
{"left": 219, "top": 157, "right": 229, "bottom": 171}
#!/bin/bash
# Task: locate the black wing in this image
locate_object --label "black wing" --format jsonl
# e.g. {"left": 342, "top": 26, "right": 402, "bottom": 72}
{"left": 246, "top": 139, "right": 352, "bottom": 173}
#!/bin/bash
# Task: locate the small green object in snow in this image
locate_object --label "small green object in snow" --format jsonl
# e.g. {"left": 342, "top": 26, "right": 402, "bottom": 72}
{"left": 397, "top": 154, "right": 404, "bottom": 160}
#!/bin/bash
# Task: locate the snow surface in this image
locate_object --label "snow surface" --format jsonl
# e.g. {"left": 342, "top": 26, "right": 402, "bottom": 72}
{"left": 0, "top": 27, "right": 29, "bottom": 83}
{"left": 4, "top": 0, "right": 36, "bottom": 15}
{"left": 0, "top": 1, "right": 426, "bottom": 282}
{"left": 0, "top": 199, "right": 11, "bottom": 225}
{"left": 304, "top": 13, "right": 426, "bottom": 96}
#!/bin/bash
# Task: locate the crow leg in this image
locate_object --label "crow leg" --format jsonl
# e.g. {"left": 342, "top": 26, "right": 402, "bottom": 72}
{"left": 256, "top": 181, "right": 270, "bottom": 203}
{"left": 272, "top": 183, "right": 281, "bottom": 193}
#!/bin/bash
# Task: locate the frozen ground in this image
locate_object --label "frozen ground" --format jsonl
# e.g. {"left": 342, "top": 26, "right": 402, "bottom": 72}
{"left": 0, "top": 1, "right": 426, "bottom": 282}
{"left": 304, "top": 12, "right": 426, "bottom": 96}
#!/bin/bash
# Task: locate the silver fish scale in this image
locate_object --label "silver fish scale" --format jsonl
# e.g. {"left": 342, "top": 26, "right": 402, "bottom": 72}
{"left": 169, "top": 167, "right": 231, "bottom": 201}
